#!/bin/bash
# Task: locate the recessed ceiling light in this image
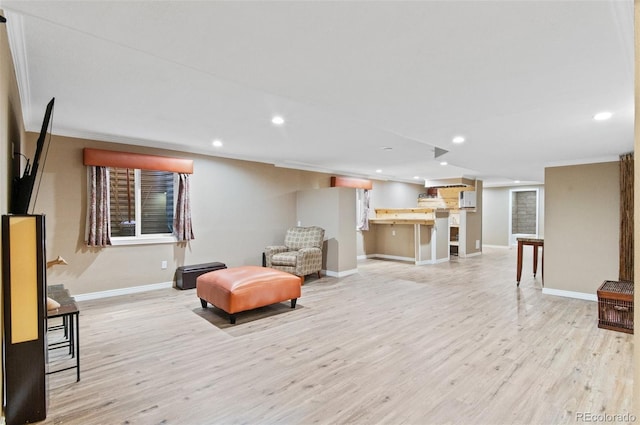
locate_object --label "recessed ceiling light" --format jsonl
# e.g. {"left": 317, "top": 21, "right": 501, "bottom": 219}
{"left": 212, "top": 139, "right": 223, "bottom": 148}
{"left": 380, "top": 146, "right": 393, "bottom": 151}
{"left": 413, "top": 176, "right": 420, "bottom": 180}
{"left": 514, "top": 180, "right": 521, "bottom": 184}
{"left": 272, "top": 116, "right": 285, "bottom": 125}
{"left": 452, "top": 136, "right": 465, "bottom": 144}
{"left": 375, "top": 169, "right": 382, "bottom": 173}
{"left": 593, "top": 112, "right": 613, "bottom": 121}
{"left": 440, "top": 161, "right": 448, "bottom": 166}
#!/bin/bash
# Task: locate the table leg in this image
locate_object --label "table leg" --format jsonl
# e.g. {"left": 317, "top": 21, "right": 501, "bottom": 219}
{"left": 69, "top": 316, "right": 74, "bottom": 357}
{"left": 516, "top": 240, "right": 523, "bottom": 286}
{"left": 75, "top": 313, "right": 80, "bottom": 382}
{"left": 533, "top": 245, "right": 539, "bottom": 277}
{"left": 541, "top": 246, "right": 544, "bottom": 287}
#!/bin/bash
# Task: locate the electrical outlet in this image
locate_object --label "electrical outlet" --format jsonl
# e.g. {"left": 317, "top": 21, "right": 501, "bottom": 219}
{"left": 475, "top": 240, "right": 480, "bottom": 249}
{"left": 392, "top": 230, "right": 396, "bottom": 236}
{"left": 297, "top": 221, "right": 302, "bottom": 226}
{"left": 161, "top": 260, "right": 168, "bottom": 269}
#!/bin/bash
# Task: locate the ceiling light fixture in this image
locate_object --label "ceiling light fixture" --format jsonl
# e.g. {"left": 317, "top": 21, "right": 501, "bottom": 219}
{"left": 452, "top": 136, "right": 465, "bottom": 144}
{"left": 593, "top": 112, "right": 613, "bottom": 121}
{"left": 212, "top": 139, "right": 223, "bottom": 148}
{"left": 376, "top": 169, "right": 382, "bottom": 173}
{"left": 271, "top": 116, "right": 285, "bottom": 125}
{"left": 514, "top": 180, "right": 521, "bottom": 184}
{"left": 440, "top": 161, "right": 448, "bottom": 166}
{"left": 380, "top": 146, "right": 393, "bottom": 151}
{"left": 413, "top": 176, "right": 420, "bottom": 180}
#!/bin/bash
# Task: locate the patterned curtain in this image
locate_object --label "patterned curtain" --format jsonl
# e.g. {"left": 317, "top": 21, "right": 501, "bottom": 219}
{"left": 174, "top": 173, "right": 195, "bottom": 241}
{"left": 357, "top": 189, "right": 370, "bottom": 231}
{"left": 86, "top": 166, "right": 111, "bottom": 247}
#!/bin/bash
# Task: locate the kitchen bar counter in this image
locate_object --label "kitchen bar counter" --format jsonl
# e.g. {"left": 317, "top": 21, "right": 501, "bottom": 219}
{"left": 368, "top": 218, "right": 435, "bottom": 225}
{"left": 364, "top": 208, "right": 450, "bottom": 265}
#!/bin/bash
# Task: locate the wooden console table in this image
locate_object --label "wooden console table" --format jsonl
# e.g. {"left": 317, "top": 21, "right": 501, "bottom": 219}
{"left": 516, "top": 237, "right": 544, "bottom": 286}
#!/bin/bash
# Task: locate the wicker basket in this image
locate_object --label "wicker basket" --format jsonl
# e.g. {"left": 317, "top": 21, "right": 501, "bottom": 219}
{"left": 597, "top": 280, "right": 634, "bottom": 334}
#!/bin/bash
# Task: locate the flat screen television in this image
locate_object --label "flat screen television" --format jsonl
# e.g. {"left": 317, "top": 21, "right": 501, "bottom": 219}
{"left": 10, "top": 97, "right": 55, "bottom": 214}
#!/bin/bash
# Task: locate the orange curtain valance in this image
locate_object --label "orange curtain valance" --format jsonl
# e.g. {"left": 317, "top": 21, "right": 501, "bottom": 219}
{"left": 330, "top": 176, "right": 372, "bottom": 190}
{"left": 83, "top": 148, "right": 193, "bottom": 174}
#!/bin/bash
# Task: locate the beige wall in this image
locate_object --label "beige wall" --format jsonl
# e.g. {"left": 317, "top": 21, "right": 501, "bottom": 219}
{"left": 336, "top": 187, "right": 357, "bottom": 272}
{"left": 544, "top": 162, "right": 619, "bottom": 295}
{"left": 35, "top": 134, "right": 336, "bottom": 295}
{"left": 435, "top": 212, "right": 449, "bottom": 260}
{"left": 463, "top": 180, "right": 483, "bottom": 255}
{"left": 356, "top": 179, "right": 425, "bottom": 257}
{"left": 483, "top": 184, "right": 545, "bottom": 247}
{"left": 482, "top": 187, "right": 510, "bottom": 246}
{"left": 296, "top": 187, "right": 357, "bottom": 275}
{"left": 372, "top": 223, "right": 416, "bottom": 259}
{"left": 369, "top": 180, "right": 425, "bottom": 208}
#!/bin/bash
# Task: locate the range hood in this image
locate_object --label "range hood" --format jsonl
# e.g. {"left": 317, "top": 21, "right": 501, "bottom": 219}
{"left": 425, "top": 177, "right": 476, "bottom": 188}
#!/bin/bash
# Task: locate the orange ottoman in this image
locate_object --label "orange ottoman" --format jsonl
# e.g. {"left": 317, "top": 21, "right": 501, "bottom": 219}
{"left": 196, "top": 266, "right": 302, "bottom": 324}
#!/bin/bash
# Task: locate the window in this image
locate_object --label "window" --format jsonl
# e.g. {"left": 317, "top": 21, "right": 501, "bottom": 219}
{"left": 109, "top": 167, "right": 175, "bottom": 239}
{"left": 508, "top": 188, "right": 539, "bottom": 245}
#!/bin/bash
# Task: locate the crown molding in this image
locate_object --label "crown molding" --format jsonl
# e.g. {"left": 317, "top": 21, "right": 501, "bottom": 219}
{"left": 5, "top": 11, "right": 32, "bottom": 127}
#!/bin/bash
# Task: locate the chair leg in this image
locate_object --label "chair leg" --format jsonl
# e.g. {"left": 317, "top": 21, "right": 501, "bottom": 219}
{"left": 300, "top": 275, "right": 305, "bottom": 285}
{"left": 317, "top": 270, "right": 321, "bottom": 279}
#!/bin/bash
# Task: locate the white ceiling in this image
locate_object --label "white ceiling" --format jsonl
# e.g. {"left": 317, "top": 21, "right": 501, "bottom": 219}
{"left": 0, "top": 0, "right": 634, "bottom": 187}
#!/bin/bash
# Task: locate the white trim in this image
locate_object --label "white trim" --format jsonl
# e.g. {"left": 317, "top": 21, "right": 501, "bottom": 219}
{"left": 359, "top": 254, "right": 451, "bottom": 265}
{"left": 109, "top": 235, "right": 177, "bottom": 246}
{"left": 416, "top": 257, "right": 450, "bottom": 265}
{"left": 5, "top": 12, "right": 32, "bottom": 127}
{"left": 74, "top": 281, "right": 174, "bottom": 301}
{"left": 545, "top": 155, "right": 621, "bottom": 169}
{"left": 366, "top": 254, "right": 415, "bottom": 262}
{"left": 430, "top": 226, "right": 437, "bottom": 264}
{"left": 482, "top": 244, "right": 510, "bottom": 249}
{"left": 324, "top": 268, "right": 358, "bottom": 278}
{"left": 542, "top": 288, "right": 597, "bottom": 302}
{"left": 508, "top": 187, "right": 540, "bottom": 246}
{"left": 459, "top": 251, "right": 482, "bottom": 258}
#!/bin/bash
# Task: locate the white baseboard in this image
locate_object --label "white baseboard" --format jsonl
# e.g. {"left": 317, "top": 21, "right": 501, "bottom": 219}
{"left": 482, "top": 244, "right": 510, "bottom": 249}
{"left": 460, "top": 252, "right": 482, "bottom": 258}
{"left": 542, "top": 287, "right": 597, "bottom": 302}
{"left": 415, "top": 257, "right": 450, "bottom": 265}
{"left": 74, "top": 281, "right": 174, "bottom": 301}
{"left": 432, "top": 257, "right": 451, "bottom": 264}
{"left": 324, "top": 268, "right": 359, "bottom": 278}
{"left": 366, "top": 254, "right": 415, "bottom": 262}
{"left": 359, "top": 254, "right": 451, "bottom": 265}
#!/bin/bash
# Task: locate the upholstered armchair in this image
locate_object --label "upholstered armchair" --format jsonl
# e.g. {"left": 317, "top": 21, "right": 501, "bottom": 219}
{"left": 265, "top": 226, "right": 325, "bottom": 283}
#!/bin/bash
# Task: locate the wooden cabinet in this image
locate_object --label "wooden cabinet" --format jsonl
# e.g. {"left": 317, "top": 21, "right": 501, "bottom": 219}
{"left": 2, "top": 215, "right": 48, "bottom": 424}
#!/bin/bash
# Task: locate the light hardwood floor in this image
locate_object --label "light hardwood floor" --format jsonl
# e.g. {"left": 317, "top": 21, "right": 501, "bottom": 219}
{"left": 42, "top": 247, "right": 634, "bottom": 425}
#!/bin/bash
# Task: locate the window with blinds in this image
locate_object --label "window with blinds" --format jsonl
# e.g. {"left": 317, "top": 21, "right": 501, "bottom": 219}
{"left": 109, "top": 167, "right": 175, "bottom": 238}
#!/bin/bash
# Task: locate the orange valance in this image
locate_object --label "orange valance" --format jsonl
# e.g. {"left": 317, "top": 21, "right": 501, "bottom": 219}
{"left": 330, "top": 176, "right": 372, "bottom": 190}
{"left": 83, "top": 148, "right": 193, "bottom": 174}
